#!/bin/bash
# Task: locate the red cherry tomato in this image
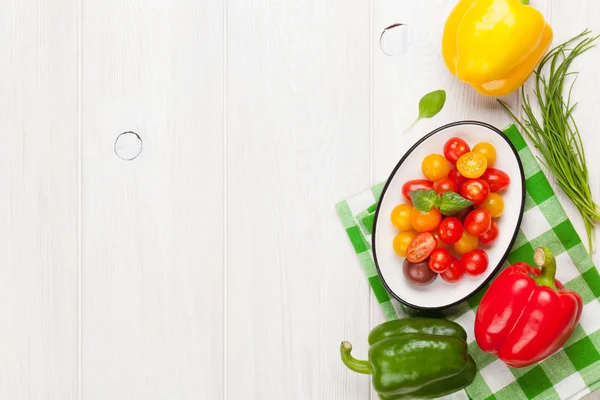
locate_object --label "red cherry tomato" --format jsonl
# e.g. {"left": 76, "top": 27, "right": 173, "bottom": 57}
{"left": 448, "top": 168, "right": 467, "bottom": 189}
{"left": 406, "top": 232, "right": 437, "bottom": 263}
{"left": 444, "top": 137, "right": 471, "bottom": 164}
{"left": 441, "top": 257, "right": 464, "bottom": 283}
{"left": 480, "top": 220, "right": 499, "bottom": 244}
{"left": 402, "top": 179, "right": 434, "bottom": 202}
{"left": 460, "top": 179, "right": 491, "bottom": 205}
{"left": 480, "top": 168, "right": 511, "bottom": 192}
{"left": 437, "top": 217, "right": 464, "bottom": 244}
{"left": 464, "top": 209, "right": 492, "bottom": 237}
{"left": 460, "top": 249, "right": 489, "bottom": 276}
{"left": 433, "top": 178, "right": 458, "bottom": 195}
{"left": 428, "top": 248, "right": 453, "bottom": 273}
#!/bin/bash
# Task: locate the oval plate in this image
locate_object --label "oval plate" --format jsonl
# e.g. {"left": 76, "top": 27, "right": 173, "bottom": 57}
{"left": 372, "top": 121, "right": 525, "bottom": 310}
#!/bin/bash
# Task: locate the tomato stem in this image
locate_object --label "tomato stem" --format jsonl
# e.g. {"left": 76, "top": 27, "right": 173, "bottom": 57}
{"left": 520, "top": 0, "right": 530, "bottom": 4}
{"left": 533, "top": 247, "right": 557, "bottom": 290}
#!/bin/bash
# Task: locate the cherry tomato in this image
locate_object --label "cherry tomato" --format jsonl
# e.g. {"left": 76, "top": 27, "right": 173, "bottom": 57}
{"left": 437, "top": 217, "right": 464, "bottom": 244}
{"left": 457, "top": 152, "right": 488, "bottom": 179}
{"left": 433, "top": 178, "right": 458, "bottom": 195}
{"left": 390, "top": 204, "right": 413, "bottom": 231}
{"left": 411, "top": 207, "right": 442, "bottom": 233}
{"left": 402, "top": 179, "right": 434, "bottom": 202}
{"left": 454, "top": 232, "right": 479, "bottom": 255}
{"left": 393, "top": 230, "right": 418, "bottom": 257}
{"left": 448, "top": 168, "right": 467, "bottom": 189}
{"left": 480, "top": 220, "right": 499, "bottom": 244}
{"left": 444, "top": 137, "right": 470, "bottom": 164}
{"left": 472, "top": 142, "right": 497, "bottom": 166}
{"left": 460, "top": 249, "right": 489, "bottom": 276}
{"left": 433, "top": 232, "right": 449, "bottom": 249}
{"left": 441, "top": 257, "right": 464, "bottom": 283}
{"left": 480, "top": 168, "right": 511, "bottom": 192}
{"left": 406, "top": 232, "right": 437, "bottom": 263}
{"left": 460, "top": 179, "right": 491, "bottom": 205}
{"left": 480, "top": 193, "right": 504, "bottom": 218}
{"left": 428, "top": 248, "right": 452, "bottom": 273}
{"left": 464, "top": 209, "right": 492, "bottom": 237}
{"left": 403, "top": 259, "right": 437, "bottom": 286}
{"left": 422, "top": 154, "right": 450, "bottom": 182}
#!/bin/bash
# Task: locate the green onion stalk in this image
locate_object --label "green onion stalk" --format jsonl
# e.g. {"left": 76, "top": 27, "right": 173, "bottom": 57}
{"left": 499, "top": 30, "right": 600, "bottom": 253}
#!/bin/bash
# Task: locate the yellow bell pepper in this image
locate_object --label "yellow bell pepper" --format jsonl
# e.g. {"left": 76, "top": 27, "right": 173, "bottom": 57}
{"left": 442, "top": 0, "right": 553, "bottom": 96}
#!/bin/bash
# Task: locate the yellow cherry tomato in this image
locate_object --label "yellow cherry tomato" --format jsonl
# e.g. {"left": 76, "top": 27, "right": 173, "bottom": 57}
{"left": 390, "top": 204, "right": 413, "bottom": 231}
{"left": 473, "top": 142, "right": 497, "bottom": 166}
{"left": 411, "top": 207, "right": 442, "bottom": 233}
{"left": 480, "top": 193, "right": 504, "bottom": 218}
{"left": 454, "top": 232, "right": 479, "bottom": 254}
{"left": 422, "top": 154, "right": 451, "bottom": 182}
{"left": 393, "top": 230, "right": 418, "bottom": 257}
{"left": 457, "top": 152, "right": 488, "bottom": 179}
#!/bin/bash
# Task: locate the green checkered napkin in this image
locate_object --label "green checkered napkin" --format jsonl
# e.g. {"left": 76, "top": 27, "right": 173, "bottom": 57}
{"left": 336, "top": 125, "right": 600, "bottom": 400}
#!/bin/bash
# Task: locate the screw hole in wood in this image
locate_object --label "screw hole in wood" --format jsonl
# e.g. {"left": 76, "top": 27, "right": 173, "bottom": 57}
{"left": 114, "top": 131, "right": 143, "bottom": 161}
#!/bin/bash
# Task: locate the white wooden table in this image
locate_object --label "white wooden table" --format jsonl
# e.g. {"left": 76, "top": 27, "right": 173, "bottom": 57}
{"left": 2, "top": 0, "right": 600, "bottom": 399}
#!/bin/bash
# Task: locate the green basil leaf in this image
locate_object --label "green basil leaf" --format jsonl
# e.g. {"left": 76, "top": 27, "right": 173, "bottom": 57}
{"left": 409, "top": 190, "right": 441, "bottom": 213}
{"left": 419, "top": 90, "right": 446, "bottom": 118}
{"left": 405, "top": 90, "right": 447, "bottom": 132}
{"left": 439, "top": 192, "right": 473, "bottom": 216}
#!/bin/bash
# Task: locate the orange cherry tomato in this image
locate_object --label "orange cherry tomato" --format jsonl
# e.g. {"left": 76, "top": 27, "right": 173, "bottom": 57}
{"left": 422, "top": 154, "right": 451, "bottom": 182}
{"left": 473, "top": 142, "right": 497, "bottom": 167}
{"left": 480, "top": 193, "right": 504, "bottom": 218}
{"left": 453, "top": 231, "right": 479, "bottom": 255}
{"left": 457, "top": 152, "right": 488, "bottom": 179}
{"left": 411, "top": 207, "right": 442, "bottom": 233}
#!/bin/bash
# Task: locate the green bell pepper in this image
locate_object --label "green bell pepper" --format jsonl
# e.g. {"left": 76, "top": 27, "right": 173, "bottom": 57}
{"left": 341, "top": 318, "right": 476, "bottom": 399}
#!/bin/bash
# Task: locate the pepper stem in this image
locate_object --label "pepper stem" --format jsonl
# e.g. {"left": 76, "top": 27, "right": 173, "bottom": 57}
{"left": 533, "top": 247, "right": 558, "bottom": 290}
{"left": 520, "top": 0, "right": 530, "bottom": 5}
{"left": 340, "top": 341, "right": 372, "bottom": 375}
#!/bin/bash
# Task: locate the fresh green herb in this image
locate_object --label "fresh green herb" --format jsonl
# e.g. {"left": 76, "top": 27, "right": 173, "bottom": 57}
{"left": 499, "top": 29, "right": 600, "bottom": 253}
{"left": 409, "top": 190, "right": 472, "bottom": 215}
{"left": 409, "top": 190, "right": 440, "bottom": 213}
{"left": 439, "top": 192, "right": 473, "bottom": 216}
{"left": 405, "top": 90, "right": 446, "bottom": 132}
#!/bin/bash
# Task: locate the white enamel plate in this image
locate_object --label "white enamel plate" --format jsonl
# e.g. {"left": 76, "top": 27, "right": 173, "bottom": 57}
{"left": 372, "top": 121, "right": 525, "bottom": 310}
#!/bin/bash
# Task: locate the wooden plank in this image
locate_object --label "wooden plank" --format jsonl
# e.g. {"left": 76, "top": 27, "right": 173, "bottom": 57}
{"left": 226, "top": 0, "right": 372, "bottom": 398}
{"left": 81, "top": 1, "right": 224, "bottom": 398}
{"left": 0, "top": 1, "right": 78, "bottom": 398}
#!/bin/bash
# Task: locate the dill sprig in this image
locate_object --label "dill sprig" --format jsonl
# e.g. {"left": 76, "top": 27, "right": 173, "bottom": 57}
{"left": 499, "top": 29, "right": 600, "bottom": 253}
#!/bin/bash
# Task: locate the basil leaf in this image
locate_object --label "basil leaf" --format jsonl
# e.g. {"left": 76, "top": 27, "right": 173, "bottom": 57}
{"left": 439, "top": 192, "right": 473, "bottom": 216}
{"left": 409, "top": 190, "right": 441, "bottom": 213}
{"left": 405, "top": 90, "right": 446, "bottom": 132}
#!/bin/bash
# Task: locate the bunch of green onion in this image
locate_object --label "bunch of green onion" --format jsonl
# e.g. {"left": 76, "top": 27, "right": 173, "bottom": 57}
{"left": 500, "top": 30, "right": 600, "bottom": 253}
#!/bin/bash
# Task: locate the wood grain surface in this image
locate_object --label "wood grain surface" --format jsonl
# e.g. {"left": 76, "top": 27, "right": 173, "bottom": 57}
{"left": 1, "top": 0, "right": 599, "bottom": 398}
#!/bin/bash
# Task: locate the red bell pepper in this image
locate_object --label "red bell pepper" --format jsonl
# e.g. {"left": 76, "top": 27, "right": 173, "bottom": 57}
{"left": 475, "top": 247, "right": 583, "bottom": 368}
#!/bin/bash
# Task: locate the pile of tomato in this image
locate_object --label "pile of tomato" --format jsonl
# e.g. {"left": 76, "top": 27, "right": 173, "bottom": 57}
{"left": 391, "top": 137, "right": 511, "bottom": 286}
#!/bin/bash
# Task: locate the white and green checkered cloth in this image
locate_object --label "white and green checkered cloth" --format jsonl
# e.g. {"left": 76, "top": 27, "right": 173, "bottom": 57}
{"left": 336, "top": 125, "right": 600, "bottom": 400}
